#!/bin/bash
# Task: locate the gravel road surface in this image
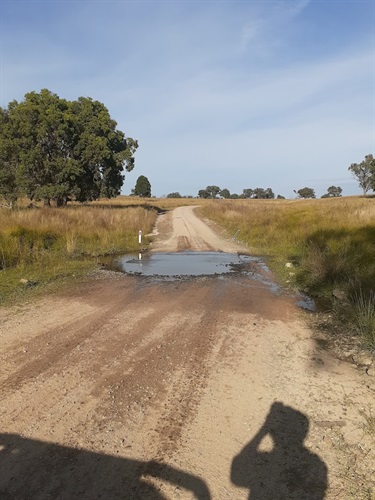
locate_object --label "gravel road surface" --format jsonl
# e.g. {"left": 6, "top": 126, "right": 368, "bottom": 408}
{"left": 0, "top": 206, "right": 373, "bottom": 499}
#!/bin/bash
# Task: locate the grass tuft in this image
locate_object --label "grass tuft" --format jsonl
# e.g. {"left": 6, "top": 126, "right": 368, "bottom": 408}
{"left": 350, "top": 291, "right": 375, "bottom": 350}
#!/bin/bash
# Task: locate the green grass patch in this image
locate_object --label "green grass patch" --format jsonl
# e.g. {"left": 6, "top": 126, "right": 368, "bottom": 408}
{"left": 0, "top": 258, "right": 96, "bottom": 306}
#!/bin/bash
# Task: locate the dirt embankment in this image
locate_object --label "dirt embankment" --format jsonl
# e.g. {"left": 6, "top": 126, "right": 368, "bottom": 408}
{"left": 0, "top": 206, "right": 374, "bottom": 499}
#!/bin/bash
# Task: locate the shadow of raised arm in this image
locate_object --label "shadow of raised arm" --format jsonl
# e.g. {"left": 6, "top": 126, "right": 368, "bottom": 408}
{"left": 230, "top": 402, "right": 328, "bottom": 499}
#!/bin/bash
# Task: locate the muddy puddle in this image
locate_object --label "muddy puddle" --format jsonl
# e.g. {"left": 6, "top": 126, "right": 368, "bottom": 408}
{"left": 106, "top": 252, "right": 259, "bottom": 277}
{"left": 104, "top": 251, "right": 316, "bottom": 311}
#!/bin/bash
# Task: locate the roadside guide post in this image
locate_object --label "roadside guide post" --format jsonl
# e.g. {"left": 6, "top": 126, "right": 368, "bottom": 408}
{"left": 138, "top": 230, "right": 142, "bottom": 261}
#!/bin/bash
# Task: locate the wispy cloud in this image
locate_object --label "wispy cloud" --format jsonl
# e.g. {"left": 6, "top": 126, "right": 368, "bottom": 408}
{"left": 240, "top": 0, "right": 311, "bottom": 54}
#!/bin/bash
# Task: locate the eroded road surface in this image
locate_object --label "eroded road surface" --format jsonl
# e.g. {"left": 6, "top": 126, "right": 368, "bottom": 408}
{"left": 0, "top": 206, "right": 374, "bottom": 499}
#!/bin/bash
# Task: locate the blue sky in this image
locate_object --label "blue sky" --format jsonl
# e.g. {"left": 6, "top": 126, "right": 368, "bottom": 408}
{"left": 0, "top": 0, "right": 374, "bottom": 198}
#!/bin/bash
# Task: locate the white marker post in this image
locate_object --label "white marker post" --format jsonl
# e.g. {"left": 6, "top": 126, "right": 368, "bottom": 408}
{"left": 138, "top": 230, "right": 142, "bottom": 261}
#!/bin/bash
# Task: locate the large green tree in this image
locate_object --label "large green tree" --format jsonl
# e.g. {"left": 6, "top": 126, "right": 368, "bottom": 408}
{"left": 69, "top": 97, "right": 137, "bottom": 203}
{"left": 0, "top": 89, "right": 137, "bottom": 207}
{"left": 2, "top": 90, "right": 73, "bottom": 206}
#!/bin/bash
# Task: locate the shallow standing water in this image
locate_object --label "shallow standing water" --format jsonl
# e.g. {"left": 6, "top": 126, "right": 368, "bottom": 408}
{"left": 107, "top": 252, "right": 258, "bottom": 277}
{"left": 105, "top": 251, "right": 316, "bottom": 310}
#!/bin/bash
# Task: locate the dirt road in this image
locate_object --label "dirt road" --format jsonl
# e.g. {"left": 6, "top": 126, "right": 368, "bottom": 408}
{"left": 0, "top": 207, "right": 374, "bottom": 499}
{"left": 150, "top": 206, "right": 247, "bottom": 253}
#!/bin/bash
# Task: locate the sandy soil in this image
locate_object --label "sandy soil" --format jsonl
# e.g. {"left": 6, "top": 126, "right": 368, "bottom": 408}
{"left": 0, "top": 207, "right": 374, "bottom": 499}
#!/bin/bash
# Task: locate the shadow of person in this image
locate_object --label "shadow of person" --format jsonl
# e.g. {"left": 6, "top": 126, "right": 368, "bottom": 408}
{"left": 0, "top": 433, "right": 210, "bottom": 499}
{"left": 231, "top": 402, "right": 327, "bottom": 499}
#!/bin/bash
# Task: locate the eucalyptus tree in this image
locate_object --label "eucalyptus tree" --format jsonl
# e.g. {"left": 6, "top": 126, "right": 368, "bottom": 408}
{"left": 69, "top": 97, "right": 137, "bottom": 203}
{"left": 348, "top": 154, "right": 375, "bottom": 196}
{"left": 220, "top": 188, "right": 231, "bottom": 199}
{"left": 0, "top": 107, "right": 20, "bottom": 207}
{"left": 321, "top": 186, "right": 342, "bottom": 198}
{"left": 252, "top": 187, "right": 275, "bottom": 199}
{"left": 0, "top": 89, "right": 138, "bottom": 206}
{"left": 242, "top": 188, "right": 254, "bottom": 199}
{"left": 3, "top": 89, "right": 74, "bottom": 206}
{"left": 295, "top": 187, "right": 316, "bottom": 199}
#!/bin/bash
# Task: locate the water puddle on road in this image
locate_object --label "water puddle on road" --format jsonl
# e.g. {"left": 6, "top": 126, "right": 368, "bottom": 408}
{"left": 104, "top": 251, "right": 316, "bottom": 311}
{"left": 106, "top": 251, "right": 258, "bottom": 277}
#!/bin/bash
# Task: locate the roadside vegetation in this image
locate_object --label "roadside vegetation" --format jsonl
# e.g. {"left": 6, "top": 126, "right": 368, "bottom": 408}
{"left": 0, "top": 204, "right": 157, "bottom": 304}
{"left": 198, "top": 196, "right": 375, "bottom": 350}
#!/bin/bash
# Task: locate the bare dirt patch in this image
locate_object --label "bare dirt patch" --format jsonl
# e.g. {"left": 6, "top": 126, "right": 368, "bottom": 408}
{"left": 0, "top": 207, "right": 374, "bottom": 499}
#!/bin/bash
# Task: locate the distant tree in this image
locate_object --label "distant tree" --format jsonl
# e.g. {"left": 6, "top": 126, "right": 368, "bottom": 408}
{"left": 166, "top": 192, "right": 182, "bottom": 198}
{"left": 134, "top": 175, "right": 151, "bottom": 197}
{"left": 230, "top": 193, "right": 240, "bottom": 199}
{"left": 277, "top": 194, "right": 285, "bottom": 199}
{"left": 242, "top": 188, "right": 254, "bottom": 199}
{"left": 264, "top": 188, "right": 275, "bottom": 199}
{"left": 252, "top": 188, "right": 264, "bottom": 199}
{"left": 198, "top": 189, "right": 210, "bottom": 198}
{"left": 295, "top": 187, "right": 316, "bottom": 199}
{"left": 348, "top": 154, "right": 375, "bottom": 196}
{"left": 321, "top": 186, "right": 342, "bottom": 198}
{"left": 252, "top": 187, "right": 275, "bottom": 199}
{"left": 220, "top": 188, "right": 231, "bottom": 199}
{"left": 205, "top": 185, "right": 221, "bottom": 198}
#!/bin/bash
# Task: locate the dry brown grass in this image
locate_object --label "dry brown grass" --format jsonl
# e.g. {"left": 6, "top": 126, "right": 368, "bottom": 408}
{"left": 0, "top": 203, "right": 158, "bottom": 303}
{"left": 0, "top": 205, "right": 156, "bottom": 265}
{"left": 199, "top": 196, "right": 375, "bottom": 254}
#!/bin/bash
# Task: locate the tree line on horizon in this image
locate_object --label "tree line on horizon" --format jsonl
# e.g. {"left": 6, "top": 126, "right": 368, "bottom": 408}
{"left": 184, "top": 185, "right": 343, "bottom": 200}
{"left": 167, "top": 155, "right": 375, "bottom": 200}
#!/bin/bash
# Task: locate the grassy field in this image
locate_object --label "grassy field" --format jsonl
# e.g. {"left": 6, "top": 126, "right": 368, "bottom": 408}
{"left": 199, "top": 196, "right": 375, "bottom": 350}
{"left": 0, "top": 203, "right": 157, "bottom": 304}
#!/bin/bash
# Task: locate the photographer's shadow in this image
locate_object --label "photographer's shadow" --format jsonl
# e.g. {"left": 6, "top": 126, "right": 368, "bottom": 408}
{"left": 231, "top": 402, "right": 327, "bottom": 499}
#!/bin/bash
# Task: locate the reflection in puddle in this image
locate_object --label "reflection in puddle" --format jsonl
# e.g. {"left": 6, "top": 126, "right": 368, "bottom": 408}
{"left": 107, "top": 252, "right": 258, "bottom": 277}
